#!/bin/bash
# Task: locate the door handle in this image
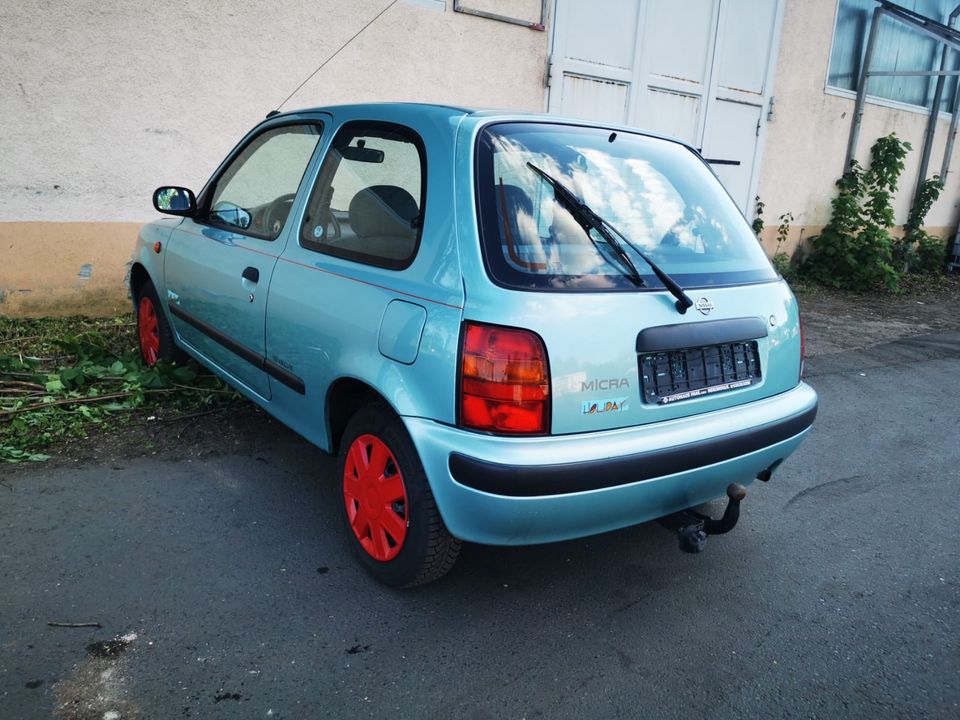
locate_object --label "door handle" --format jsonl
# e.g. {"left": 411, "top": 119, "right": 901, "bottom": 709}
{"left": 242, "top": 266, "right": 260, "bottom": 283}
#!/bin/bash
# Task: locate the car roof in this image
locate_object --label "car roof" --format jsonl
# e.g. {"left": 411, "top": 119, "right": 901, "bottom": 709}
{"left": 268, "top": 102, "right": 696, "bottom": 153}
{"left": 271, "top": 101, "right": 475, "bottom": 120}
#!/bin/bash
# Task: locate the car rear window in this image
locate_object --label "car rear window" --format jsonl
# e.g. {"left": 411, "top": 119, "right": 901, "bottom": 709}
{"left": 475, "top": 122, "right": 777, "bottom": 292}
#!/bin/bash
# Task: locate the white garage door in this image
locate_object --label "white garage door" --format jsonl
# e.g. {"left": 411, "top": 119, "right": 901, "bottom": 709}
{"left": 548, "top": 0, "right": 782, "bottom": 214}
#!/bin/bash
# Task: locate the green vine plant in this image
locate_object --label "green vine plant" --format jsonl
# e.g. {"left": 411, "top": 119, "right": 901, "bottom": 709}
{"left": 752, "top": 195, "right": 765, "bottom": 237}
{"left": 804, "top": 134, "right": 911, "bottom": 291}
{"left": 901, "top": 175, "right": 946, "bottom": 273}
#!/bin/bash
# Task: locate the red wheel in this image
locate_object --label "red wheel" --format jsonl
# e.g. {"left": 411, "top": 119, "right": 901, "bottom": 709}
{"left": 137, "top": 295, "right": 161, "bottom": 366}
{"left": 338, "top": 402, "right": 461, "bottom": 587}
{"left": 342, "top": 434, "right": 409, "bottom": 562}
{"left": 134, "top": 279, "right": 183, "bottom": 366}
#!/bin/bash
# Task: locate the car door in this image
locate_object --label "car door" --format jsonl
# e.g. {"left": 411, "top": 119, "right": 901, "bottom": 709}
{"left": 263, "top": 119, "right": 463, "bottom": 449}
{"left": 163, "top": 121, "right": 324, "bottom": 399}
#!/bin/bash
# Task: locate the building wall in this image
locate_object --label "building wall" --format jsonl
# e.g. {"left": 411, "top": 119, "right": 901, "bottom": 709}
{"left": 4, "top": 0, "right": 958, "bottom": 317}
{"left": 0, "top": 0, "right": 548, "bottom": 316}
{"left": 755, "top": 0, "right": 960, "bottom": 256}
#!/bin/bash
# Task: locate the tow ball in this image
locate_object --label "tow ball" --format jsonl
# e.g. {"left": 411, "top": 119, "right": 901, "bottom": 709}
{"left": 660, "top": 483, "right": 748, "bottom": 554}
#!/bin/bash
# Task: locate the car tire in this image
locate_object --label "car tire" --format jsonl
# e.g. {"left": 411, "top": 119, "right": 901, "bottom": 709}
{"left": 135, "top": 279, "right": 182, "bottom": 366}
{"left": 338, "top": 401, "right": 461, "bottom": 587}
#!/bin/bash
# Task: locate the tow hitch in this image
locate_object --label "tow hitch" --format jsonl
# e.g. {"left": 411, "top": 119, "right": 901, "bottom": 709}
{"left": 660, "top": 483, "right": 747, "bottom": 554}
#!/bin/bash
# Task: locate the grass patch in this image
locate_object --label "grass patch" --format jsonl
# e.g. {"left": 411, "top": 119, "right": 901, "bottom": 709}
{"left": 1, "top": 315, "right": 239, "bottom": 464}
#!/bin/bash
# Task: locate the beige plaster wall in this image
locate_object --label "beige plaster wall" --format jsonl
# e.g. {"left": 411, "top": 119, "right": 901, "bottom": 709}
{"left": 0, "top": 0, "right": 548, "bottom": 316}
{"left": 0, "top": 222, "right": 141, "bottom": 317}
{"left": 756, "top": 0, "right": 960, "bottom": 258}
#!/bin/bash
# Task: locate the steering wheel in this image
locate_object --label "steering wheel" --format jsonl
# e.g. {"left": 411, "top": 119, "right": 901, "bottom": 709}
{"left": 262, "top": 193, "right": 297, "bottom": 238}
{"left": 305, "top": 209, "right": 342, "bottom": 243}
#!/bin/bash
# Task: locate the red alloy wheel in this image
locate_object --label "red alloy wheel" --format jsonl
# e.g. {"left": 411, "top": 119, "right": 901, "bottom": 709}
{"left": 137, "top": 295, "right": 160, "bottom": 366}
{"left": 342, "top": 434, "right": 409, "bottom": 562}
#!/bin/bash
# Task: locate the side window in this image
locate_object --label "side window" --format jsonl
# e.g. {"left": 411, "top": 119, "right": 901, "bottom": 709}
{"left": 206, "top": 124, "right": 322, "bottom": 240}
{"left": 300, "top": 121, "right": 425, "bottom": 269}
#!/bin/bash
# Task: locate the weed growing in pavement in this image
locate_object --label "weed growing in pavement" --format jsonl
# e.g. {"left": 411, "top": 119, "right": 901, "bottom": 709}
{"left": 772, "top": 211, "right": 795, "bottom": 280}
{"left": 0, "top": 316, "right": 239, "bottom": 463}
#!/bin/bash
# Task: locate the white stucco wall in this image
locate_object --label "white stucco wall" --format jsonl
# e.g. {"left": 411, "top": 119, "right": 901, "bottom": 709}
{"left": 0, "top": 0, "right": 549, "bottom": 224}
{"left": 756, "top": 0, "right": 960, "bottom": 250}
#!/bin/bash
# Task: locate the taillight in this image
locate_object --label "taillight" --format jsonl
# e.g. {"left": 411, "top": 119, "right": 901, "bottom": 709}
{"left": 459, "top": 322, "right": 550, "bottom": 434}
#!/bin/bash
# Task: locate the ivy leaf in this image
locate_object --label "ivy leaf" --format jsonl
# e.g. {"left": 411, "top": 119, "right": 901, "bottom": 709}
{"left": 172, "top": 365, "right": 198, "bottom": 383}
{"left": 45, "top": 378, "right": 65, "bottom": 393}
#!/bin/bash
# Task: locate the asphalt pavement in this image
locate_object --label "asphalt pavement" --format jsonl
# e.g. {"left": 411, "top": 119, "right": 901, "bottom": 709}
{"left": 1, "top": 332, "right": 958, "bottom": 719}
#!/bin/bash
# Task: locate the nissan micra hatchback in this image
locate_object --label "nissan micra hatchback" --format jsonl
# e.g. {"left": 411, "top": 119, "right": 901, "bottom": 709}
{"left": 132, "top": 103, "right": 817, "bottom": 586}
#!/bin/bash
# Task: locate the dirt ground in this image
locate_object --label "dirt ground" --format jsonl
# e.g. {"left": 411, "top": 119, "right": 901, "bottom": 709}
{"left": 33, "top": 274, "right": 960, "bottom": 469}
{"left": 797, "top": 274, "right": 960, "bottom": 356}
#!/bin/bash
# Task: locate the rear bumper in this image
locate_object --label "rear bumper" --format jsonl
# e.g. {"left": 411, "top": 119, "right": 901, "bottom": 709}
{"left": 403, "top": 382, "right": 818, "bottom": 546}
{"left": 449, "top": 403, "right": 815, "bottom": 497}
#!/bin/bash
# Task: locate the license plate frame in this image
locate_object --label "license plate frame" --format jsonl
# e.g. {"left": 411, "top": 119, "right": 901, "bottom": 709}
{"left": 639, "top": 341, "right": 761, "bottom": 405}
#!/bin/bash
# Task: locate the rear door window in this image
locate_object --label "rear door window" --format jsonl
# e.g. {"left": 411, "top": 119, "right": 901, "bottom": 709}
{"left": 300, "top": 121, "right": 426, "bottom": 269}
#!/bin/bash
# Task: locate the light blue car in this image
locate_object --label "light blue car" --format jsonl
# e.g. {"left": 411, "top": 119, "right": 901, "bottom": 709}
{"left": 132, "top": 103, "right": 817, "bottom": 586}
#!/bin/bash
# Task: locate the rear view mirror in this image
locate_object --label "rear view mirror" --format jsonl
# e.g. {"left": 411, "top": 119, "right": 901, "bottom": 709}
{"left": 341, "top": 146, "right": 385, "bottom": 163}
{"left": 153, "top": 186, "right": 196, "bottom": 216}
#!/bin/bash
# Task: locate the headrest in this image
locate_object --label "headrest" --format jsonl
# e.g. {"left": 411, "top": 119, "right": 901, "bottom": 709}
{"left": 349, "top": 186, "right": 418, "bottom": 239}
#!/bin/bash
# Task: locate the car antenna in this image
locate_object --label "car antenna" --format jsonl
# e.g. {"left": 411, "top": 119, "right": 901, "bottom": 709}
{"left": 270, "top": 0, "right": 399, "bottom": 116}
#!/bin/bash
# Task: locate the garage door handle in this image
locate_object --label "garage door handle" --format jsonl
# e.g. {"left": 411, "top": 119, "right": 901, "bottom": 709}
{"left": 242, "top": 267, "right": 259, "bottom": 283}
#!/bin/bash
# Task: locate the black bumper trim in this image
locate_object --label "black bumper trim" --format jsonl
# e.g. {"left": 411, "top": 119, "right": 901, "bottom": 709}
{"left": 448, "top": 402, "right": 817, "bottom": 497}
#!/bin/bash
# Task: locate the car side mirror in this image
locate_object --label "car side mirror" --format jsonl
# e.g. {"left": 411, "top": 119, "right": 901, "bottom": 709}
{"left": 153, "top": 186, "right": 197, "bottom": 216}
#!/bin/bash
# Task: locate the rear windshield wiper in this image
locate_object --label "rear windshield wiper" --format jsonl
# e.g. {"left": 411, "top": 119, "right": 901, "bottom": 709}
{"left": 527, "top": 162, "right": 694, "bottom": 314}
{"left": 526, "top": 162, "right": 642, "bottom": 288}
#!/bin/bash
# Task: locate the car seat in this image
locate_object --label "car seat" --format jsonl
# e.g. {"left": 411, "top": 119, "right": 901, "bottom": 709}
{"left": 348, "top": 185, "right": 419, "bottom": 261}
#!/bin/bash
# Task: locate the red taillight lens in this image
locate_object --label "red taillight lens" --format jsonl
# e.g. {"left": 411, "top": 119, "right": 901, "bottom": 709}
{"left": 459, "top": 322, "right": 550, "bottom": 434}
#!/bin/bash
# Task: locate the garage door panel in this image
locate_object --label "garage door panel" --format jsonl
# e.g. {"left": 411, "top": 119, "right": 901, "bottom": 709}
{"left": 716, "top": 0, "right": 778, "bottom": 96}
{"left": 639, "top": 88, "right": 701, "bottom": 145}
{"left": 559, "top": 74, "right": 630, "bottom": 123}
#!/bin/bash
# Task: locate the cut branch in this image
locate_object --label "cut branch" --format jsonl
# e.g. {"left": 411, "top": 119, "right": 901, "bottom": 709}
{"left": 0, "top": 380, "right": 46, "bottom": 391}
{"left": 0, "top": 389, "right": 173, "bottom": 419}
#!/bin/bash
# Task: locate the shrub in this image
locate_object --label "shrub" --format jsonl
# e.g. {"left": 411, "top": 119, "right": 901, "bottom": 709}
{"left": 803, "top": 134, "right": 910, "bottom": 291}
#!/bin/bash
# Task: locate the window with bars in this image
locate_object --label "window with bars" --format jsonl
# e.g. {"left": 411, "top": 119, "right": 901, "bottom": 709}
{"left": 827, "top": 0, "right": 960, "bottom": 111}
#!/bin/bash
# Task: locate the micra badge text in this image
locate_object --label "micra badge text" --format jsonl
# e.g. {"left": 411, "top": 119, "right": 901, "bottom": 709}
{"left": 582, "top": 397, "right": 629, "bottom": 415}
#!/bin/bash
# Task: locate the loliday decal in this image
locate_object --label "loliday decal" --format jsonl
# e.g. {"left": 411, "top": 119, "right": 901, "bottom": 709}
{"left": 582, "top": 397, "right": 629, "bottom": 415}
